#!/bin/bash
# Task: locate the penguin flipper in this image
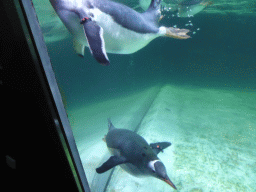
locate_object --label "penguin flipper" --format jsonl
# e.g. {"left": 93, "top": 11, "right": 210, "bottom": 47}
{"left": 107, "top": 118, "right": 116, "bottom": 131}
{"left": 80, "top": 18, "right": 110, "bottom": 66}
{"left": 150, "top": 142, "right": 172, "bottom": 155}
{"left": 96, "top": 156, "right": 127, "bottom": 173}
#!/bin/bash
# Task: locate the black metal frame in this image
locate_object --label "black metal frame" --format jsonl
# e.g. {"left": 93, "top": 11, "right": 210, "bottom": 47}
{"left": 1, "top": 0, "right": 91, "bottom": 191}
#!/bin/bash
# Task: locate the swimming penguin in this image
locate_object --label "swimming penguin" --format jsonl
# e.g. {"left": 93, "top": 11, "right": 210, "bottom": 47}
{"left": 139, "top": 0, "right": 178, "bottom": 11}
{"left": 96, "top": 118, "right": 177, "bottom": 190}
{"left": 177, "top": 0, "right": 213, "bottom": 17}
{"left": 139, "top": 0, "right": 212, "bottom": 17}
{"left": 49, "top": 0, "right": 190, "bottom": 66}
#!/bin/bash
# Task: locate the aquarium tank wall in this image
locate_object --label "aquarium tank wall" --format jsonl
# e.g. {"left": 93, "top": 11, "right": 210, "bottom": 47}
{"left": 25, "top": 0, "right": 256, "bottom": 191}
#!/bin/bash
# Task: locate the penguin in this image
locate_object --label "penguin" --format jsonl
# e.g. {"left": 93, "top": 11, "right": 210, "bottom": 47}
{"left": 139, "top": 0, "right": 212, "bottom": 18}
{"left": 177, "top": 0, "right": 213, "bottom": 17}
{"left": 96, "top": 118, "right": 177, "bottom": 190}
{"left": 49, "top": 0, "right": 190, "bottom": 66}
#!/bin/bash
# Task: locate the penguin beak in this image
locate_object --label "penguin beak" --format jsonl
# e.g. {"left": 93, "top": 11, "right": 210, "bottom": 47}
{"left": 162, "top": 176, "right": 177, "bottom": 190}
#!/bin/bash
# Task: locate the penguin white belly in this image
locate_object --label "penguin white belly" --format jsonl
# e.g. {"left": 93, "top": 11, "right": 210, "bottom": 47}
{"left": 88, "top": 8, "right": 160, "bottom": 54}
{"left": 120, "top": 163, "right": 147, "bottom": 177}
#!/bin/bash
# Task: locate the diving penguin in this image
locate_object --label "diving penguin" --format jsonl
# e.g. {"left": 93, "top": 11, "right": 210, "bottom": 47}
{"left": 50, "top": 0, "right": 190, "bottom": 66}
{"left": 96, "top": 118, "right": 177, "bottom": 190}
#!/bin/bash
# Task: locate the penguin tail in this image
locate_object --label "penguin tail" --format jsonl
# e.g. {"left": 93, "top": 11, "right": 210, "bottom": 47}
{"left": 143, "top": 0, "right": 162, "bottom": 24}
{"left": 146, "top": 0, "right": 162, "bottom": 12}
{"left": 165, "top": 27, "right": 191, "bottom": 39}
{"left": 107, "top": 118, "right": 116, "bottom": 131}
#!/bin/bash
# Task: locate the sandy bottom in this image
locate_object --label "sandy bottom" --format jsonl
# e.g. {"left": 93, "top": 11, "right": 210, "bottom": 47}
{"left": 68, "top": 84, "right": 256, "bottom": 192}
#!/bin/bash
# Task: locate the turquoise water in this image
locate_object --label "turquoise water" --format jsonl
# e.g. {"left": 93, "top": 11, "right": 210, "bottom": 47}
{"left": 33, "top": 0, "right": 255, "bottom": 191}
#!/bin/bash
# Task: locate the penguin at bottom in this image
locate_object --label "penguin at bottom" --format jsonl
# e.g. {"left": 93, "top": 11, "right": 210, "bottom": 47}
{"left": 96, "top": 118, "right": 177, "bottom": 190}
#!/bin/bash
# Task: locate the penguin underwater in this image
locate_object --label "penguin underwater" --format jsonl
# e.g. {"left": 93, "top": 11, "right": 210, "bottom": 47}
{"left": 96, "top": 119, "right": 177, "bottom": 190}
{"left": 50, "top": 0, "right": 190, "bottom": 66}
{"left": 139, "top": 0, "right": 212, "bottom": 18}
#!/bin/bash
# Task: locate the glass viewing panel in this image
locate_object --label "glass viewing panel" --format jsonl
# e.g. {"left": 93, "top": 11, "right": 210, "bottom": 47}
{"left": 31, "top": 0, "right": 255, "bottom": 191}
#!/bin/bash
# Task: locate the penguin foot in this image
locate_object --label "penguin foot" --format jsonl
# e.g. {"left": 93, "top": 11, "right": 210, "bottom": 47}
{"left": 201, "top": 1, "right": 213, "bottom": 7}
{"left": 159, "top": 15, "right": 164, "bottom": 21}
{"left": 150, "top": 142, "right": 172, "bottom": 155}
{"left": 165, "top": 27, "right": 190, "bottom": 39}
{"left": 102, "top": 135, "right": 106, "bottom": 142}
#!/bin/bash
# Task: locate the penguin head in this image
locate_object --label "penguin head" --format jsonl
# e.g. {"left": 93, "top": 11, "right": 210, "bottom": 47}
{"left": 148, "top": 160, "right": 177, "bottom": 190}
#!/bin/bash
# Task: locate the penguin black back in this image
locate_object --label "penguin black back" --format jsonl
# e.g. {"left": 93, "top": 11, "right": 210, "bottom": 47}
{"left": 94, "top": 0, "right": 162, "bottom": 34}
{"left": 97, "top": 119, "right": 177, "bottom": 190}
